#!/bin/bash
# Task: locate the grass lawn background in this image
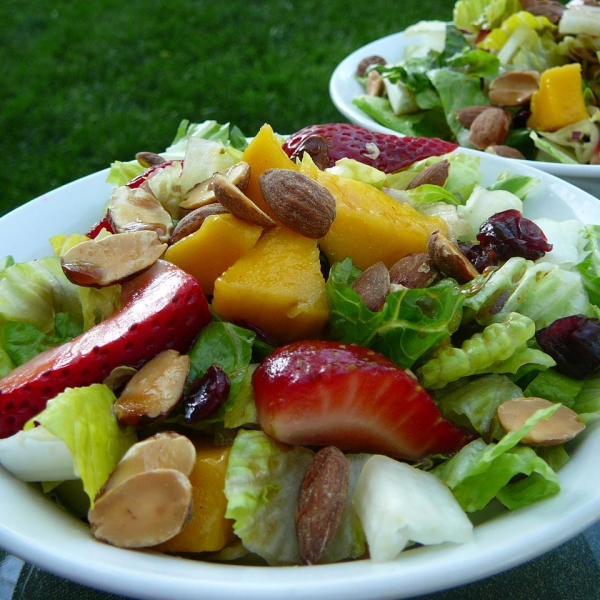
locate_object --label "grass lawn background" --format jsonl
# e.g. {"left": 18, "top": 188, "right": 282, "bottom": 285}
{"left": 1, "top": 0, "right": 454, "bottom": 217}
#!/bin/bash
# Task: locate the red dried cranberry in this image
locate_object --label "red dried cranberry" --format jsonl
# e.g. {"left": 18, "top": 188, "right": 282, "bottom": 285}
{"left": 476, "top": 209, "right": 552, "bottom": 261}
{"left": 459, "top": 242, "right": 499, "bottom": 273}
{"left": 85, "top": 215, "right": 114, "bottom": 238}
{"left": 183, "top": 364, "right": 230, "bottom": 423}
{"left": 535, "top": 314, "right": 600, "bottom": 379}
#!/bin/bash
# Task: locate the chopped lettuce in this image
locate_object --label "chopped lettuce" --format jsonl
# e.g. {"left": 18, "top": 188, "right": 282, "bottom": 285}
{"left": 326, "top": 258, "right": 464, "bottom": 369}
{"left": 224, "top": 430, "right": 367, "bottom": 565}
{"left": 453, "top": 0, "right": 522, "bottom": 34}
{"left": 531, "top": 121, "right": 600, "bottom": 165}
{"left": 352, "top": 455, "right": 473, "bottom": 561}
{"left": 576, "top": 225, "right": 600, "bottom": 306}
{"left": 416, "top": 312, "right": 549, "bottom": 389}
{"left": 23, "top": 385, "right": 136, "bottom": 507}
{"left": 433, "top": 403, "right": 562, "bottom": 512}
{"left": 465, "top": 257, "right": 593, "bottom": 328}
{"left": 435, "top": 373, "right": 524, "bottom": 437}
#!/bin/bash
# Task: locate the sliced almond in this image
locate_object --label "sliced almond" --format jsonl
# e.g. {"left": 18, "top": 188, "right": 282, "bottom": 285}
{"left": 497, "top": 397, "right": 585, "bottom": 446}
{"left": 259, "top": 169, "right": 336, "bottom": 239}
{"left": 179, "top": 161, "right": 251, "bottom": 211}
{"left": 212, "top": 173, "right": 276, "bottom": 228}
{"left": 88, "top": 469, "right": 193, "bottom": 548}
{"left": 427, "top": 230, "right": 479, "bottom": 283}
{"left": 356, "top": 54, "right": 386, "bottom": 77}
{"left": 366, "top": 70, "right": 385, "bottom": 96}
{"left": 101, "top": 431, "right": 196, "bottom": 494}
{"left": 114, "top": 349, "right": 190, "bottom": 427}
{"left": 296, "top": 446, "right": 349, "bottom": 565}
{"left": 407, "top": 160, "right": 450, "bottom": 189}
{"left": 389, "top": 253, "right": 439, "bottom": 288}
{"left": 288, "top": 135, "right": 331, "bottom": 170}
{"left": 488, "top": 70, "right": 540, "bottom": 107}
{"left": 107, "top": 186, "right": 173, "bottom": 242}
{"left": 351, "top": 262, "right": 390, "bottom": 311}
{"left": 61, "top": 230, "right": 167, "bottom": 287}
{"left": 169, "top": 203, "right": 229, "bottom": 244}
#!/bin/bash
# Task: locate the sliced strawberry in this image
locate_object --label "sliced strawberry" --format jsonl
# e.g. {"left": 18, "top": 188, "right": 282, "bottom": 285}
{"left": 282, "top": 123, "right": 458, "bottom": 173}
{"left": 0, "top": 261, "right": 211, "bottom": 439}
{"left": 253, "top": 340, "right": 472, "bottom": 461}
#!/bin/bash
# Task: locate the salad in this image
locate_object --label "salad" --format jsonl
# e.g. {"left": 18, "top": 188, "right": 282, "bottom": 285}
{"left": 352, "top": 0, "right": 600, "bottom": 164}
{"left": 0, "top": 118, "right": 600, "bottom": 568}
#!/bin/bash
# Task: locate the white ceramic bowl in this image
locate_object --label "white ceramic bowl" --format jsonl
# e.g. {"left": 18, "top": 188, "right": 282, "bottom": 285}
{"left": 1, "top": 157, "right": 600, "bottom": 600}
{"left": 329, "top": 29, "right": 600, "bottom": 199}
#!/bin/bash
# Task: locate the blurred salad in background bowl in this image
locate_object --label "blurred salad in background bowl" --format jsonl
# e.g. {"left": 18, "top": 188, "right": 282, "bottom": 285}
{"left": 329, "top": 0, "right": 600, "bottom": 196}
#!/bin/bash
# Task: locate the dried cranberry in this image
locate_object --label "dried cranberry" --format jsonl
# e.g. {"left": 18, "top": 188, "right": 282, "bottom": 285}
{"left": 459, "top": 242, "right": 499, "bottom": 273}
{"left": 183, "top": 364, "right": 230, "bottom": 423}
{"left": 535, "top": 314, "right": 600, "bottom": 379}
{"left": 476, "top": 209, "right": 552, "bottom": 261}
{"left": 85, "top": 215, "right": 114, "bottom": 238}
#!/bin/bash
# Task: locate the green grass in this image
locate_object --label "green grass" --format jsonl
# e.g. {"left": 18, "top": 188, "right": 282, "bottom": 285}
{"left": 0, "top": 0, "right": 454, "bottom": 217}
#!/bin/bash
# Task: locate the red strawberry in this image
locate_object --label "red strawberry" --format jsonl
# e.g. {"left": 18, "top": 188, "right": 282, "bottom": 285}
{"left": 282, "top": 123, "right": 458, "bottom": 173}
{"left": 0, "top": 261, "right": 211, "bottom": 439}
{"left": 253, "top": 340, "right": 472, "bottom": 461}
{"left": 85, "top": 215, "right": 115, "bottom": 238}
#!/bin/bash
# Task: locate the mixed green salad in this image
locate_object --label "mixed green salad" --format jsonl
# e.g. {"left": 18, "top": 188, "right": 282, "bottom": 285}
{"left": 353, "top": 0, "right": 600, "bottom": 164}
{"left": 0, "top": 119, "right": 600, "bottom": 566}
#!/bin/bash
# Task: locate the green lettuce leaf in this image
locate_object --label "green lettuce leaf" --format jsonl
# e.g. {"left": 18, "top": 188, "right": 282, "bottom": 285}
{"left": 576, "top": 225, "right": 600, "bottom": 305}
{"left": 224, "top": 430, "right": 367, "bottom": 565}
{"left": 416, "top": 312, "right": 541, "bottom": 389}
{"left": 24, "top": 384, "right": 136, "bottom": 507}
{"left": 433, "top": 403, "right": 562, "bottom": 512}
{"left": 326, "top": 259, "right": 464, "bottom": 368}
{"left": 465, "top": 257, "right": 593, "bottom": 328}
{"left": 453, "top": 0, "right": 522, "bottom": 34}
{"left": 435, "top": 373, "right": 524, "bottom": 437}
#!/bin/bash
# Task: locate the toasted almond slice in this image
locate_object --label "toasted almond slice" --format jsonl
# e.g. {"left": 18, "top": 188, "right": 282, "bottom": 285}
{"left": 61, "top": 230, "right": 167, "bottom": 287}
{"left": 101, "top": 431, "right": 196, "bottom": 495}
{"left": 497, "top": 397, "right": 585, "bottom": 446}
{"left": 89, "top": 468, "right": 193, "bottom": 548}
{"left": 114, "top": 349, "right": 190, "bottom": 427}
{"left": 169, "top": 203, "right": 229, "bottom": 244}
{"left": 212, "top": 173, "right": 276, "bottom": 227}
{"left": 351, "top": 262, "right": 390, "bottom": 311}
{"left": 107, "top": 186, "right": 173, "bottom": 242}
{"left": 427, "top": 230, "right": 479, "bottom": 283}
{"left": 179, "top": 178, "right": 216, "bottom": 211}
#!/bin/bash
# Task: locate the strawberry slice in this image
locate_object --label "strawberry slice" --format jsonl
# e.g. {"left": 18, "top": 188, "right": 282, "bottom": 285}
{"left": 0, "top": 261, "right": 211, "bottom": 439}
{"left": 282, "top": 123, "right": 458, "bottom": 173}
{"left": 253, "top": 340, "right": 472, "bottom": 461}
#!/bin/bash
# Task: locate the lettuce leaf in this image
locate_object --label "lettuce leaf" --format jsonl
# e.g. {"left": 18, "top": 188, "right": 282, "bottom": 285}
{"left": 224, "top": 430, "right": 367, "bottom": 565}
{"left": 453, "top": 0, "right": 522, "bottom": 34}
{"left": 465, "top": 257, "right": 593, "bottom": 328}
{"left": 576, "top": 225, "right": 600, "bottom": 306}
{"left": 433, "top": 403, "right": 562, "bottom": 512}
{"left": 416, "top": 312, "right": 545, "bottom": 390}
{"left": 326, "top": 259, "right": 464, "bottom": 368}
{"left": 353, "top": 455, "right": 473, "bottom": 561}
{"left": 24, "top": 385, "right": 136, "bottom": 507}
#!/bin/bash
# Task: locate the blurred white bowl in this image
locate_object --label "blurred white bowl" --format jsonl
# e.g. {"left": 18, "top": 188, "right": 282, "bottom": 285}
{"left": 329, "top": 29, "right": 600, "bottom": 199}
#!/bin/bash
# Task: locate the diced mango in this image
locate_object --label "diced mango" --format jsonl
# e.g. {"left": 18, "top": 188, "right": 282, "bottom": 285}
{"left": 300, "top": 161, "right": 448, "bottom": 270}
{"left": 212, "top": 226, "right": 329, "bottom": 343}
{"left": 155, "top": 438, "right": 235, "bottom": 554}
{"left": 164, "top": 213, "right": 262, "bottom": 296}
{"left": 241, "top": 124, "right": 299, "bottom": 217}
{"left": 527, "top": 63, "right": 589, "bottom": 132}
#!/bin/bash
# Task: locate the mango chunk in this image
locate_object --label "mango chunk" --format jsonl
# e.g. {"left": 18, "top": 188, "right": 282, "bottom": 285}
{"left": 300, "top": 161, "right": 447, "bottom": 270}
{"left": 212, "top": 226, "right": 329, "bottom": 343}
{"left": 155, "top": 439, "right": 235, "bottom": 554}
{"left": 164, "top": 213, "right": 262, "bottom": 296}
{"left": 241, "top": 124, "right": 298, "bottom": 217}
{"left": 527, "top": 63, "right": 589, "bottom": 132}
